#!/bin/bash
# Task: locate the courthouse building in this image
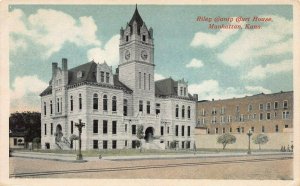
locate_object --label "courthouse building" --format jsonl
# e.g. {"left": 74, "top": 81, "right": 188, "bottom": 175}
{"left": 40, "top": 7, "right": 197, "bottom": 150}
{"left": 196, "top": 91, "right": 293, "bottom": 135}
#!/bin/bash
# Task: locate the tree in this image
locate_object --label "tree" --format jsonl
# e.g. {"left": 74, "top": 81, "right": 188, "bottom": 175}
{"left": 9, "top": 112, "right": 41, "bottom": 142}
{"left": 217, "top": 133, "right": 236, "bottom": 150}
{"left": 136, "top": 125, "right": 145, "bottom": 152}
{"left": 252, "top": 134, "right": 269, "bottom": 150}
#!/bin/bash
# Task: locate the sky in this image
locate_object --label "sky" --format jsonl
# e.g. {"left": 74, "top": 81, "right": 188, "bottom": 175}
{"left": 9, "top": 4, "right": 293, "bottom": 113}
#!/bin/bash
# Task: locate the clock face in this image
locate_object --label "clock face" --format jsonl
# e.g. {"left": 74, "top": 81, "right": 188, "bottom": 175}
{"left": 141, "top": 50, "right": 148, "bottom": 60}
{"left": 125, "top": 50, "right": 130, "bottom": 60}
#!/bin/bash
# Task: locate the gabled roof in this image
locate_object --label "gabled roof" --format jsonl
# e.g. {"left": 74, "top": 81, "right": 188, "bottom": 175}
{"left": 40, "top": 61, "right": 132, "bottom": 96}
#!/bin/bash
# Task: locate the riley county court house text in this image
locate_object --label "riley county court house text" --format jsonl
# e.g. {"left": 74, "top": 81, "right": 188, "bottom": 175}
{"left": 40, "top": 7, "right": 293, "bottom": 151}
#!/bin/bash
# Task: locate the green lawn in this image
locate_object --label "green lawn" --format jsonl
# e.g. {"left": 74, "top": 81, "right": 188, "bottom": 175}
{"left": 12, "top": 148, "right": 281, "bottom": 157}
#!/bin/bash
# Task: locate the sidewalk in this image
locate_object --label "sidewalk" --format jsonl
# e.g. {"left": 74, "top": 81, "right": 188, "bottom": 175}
{"left": 11, "top": 151, "right": 293, "bottom": 162}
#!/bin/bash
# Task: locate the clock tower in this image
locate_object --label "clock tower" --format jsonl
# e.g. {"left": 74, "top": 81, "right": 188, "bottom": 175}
{"left": 118, "top": 6, "right": 155, "bottom": 116}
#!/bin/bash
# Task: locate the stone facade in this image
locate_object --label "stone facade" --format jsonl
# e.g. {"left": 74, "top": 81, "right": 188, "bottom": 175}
{"left": 196, "top": 91, "right": 293, "bottom": 135}
{"left": 40, "top": 7, "right": 197, "bottom": 150}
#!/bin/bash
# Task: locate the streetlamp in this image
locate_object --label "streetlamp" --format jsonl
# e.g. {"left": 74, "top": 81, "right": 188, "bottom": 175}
{"left": 247, "top": 129, "right": 253, "bottom": 155}
{"left": 75, "top": 119, "right": 85, "bottom": 160}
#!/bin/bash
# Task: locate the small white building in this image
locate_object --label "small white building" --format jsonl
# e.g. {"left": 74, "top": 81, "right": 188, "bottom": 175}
{"left": 40, "top": 7, "right": 197, "bottom": 150}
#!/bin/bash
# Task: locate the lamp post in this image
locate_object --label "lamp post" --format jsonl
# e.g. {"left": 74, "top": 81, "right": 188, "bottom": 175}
{"left": 247, "top": 130, "right": 253, "bottom": 155}
{"left": 75, "top": 119, "right": 85, "bottom": 160}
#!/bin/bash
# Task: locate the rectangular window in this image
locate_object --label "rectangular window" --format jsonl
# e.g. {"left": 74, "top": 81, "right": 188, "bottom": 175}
{"left": 248, "top": 104, "right": 252, "bottom": 111}
{"left": 275, "top": 125, "right": 279, "bottom": 132}
{"left": 230, "top": 128, "right": 232, "bottom": 133}
{"left": 182, "top": 141, "right": 185, "bottom": 149}
{"left": 103, "top": 120, "right": 108, "bottom": 134}
{"left": 139, "top": 100, "right": 143, "bottom": 112}
{"left": 125, "top": 124, "right": 127, "bottom": 133}
{"left": 126, "top": 35, "right": 129, "bottom": 42}
{"left": 215, "top": 128, "right": 218, "bottom": 134}
{"left": 93, "top": 120, "right": 98, "bottom": 133}
{"left": 236, "top": 106, "right": 239, "bottom": 112}
{"left": 44, "top": 124, "right": 47, "bottom": 135}
{"left": 251, "top": 127, "right": 254, "bottom": 132}
{"left": 180, "top": 87, "right": 183, "bottom": 96}
{"left": 259, "top": 103, "right": 264, "bottom": 110}
{"left": 112, "top": 121, "right": 117, "bottom": 134}
{"left": 144, "top": 73, "right": 146, "bottom": 90}
{"left": 57, "top": 98, "right": 60, "bottom": 112}
{"left": 266, "top": 102, "right": 271, "bottom": 110}
{"left": 236, "top": 128, "right": 240, "bottom": 133}
{"left": 93, "top": 140, "right": 98, "bottom": 149}
{"left": 274, "top": 101, "right": 278, "bottom": 109}
{"left": 181, "top": 125, "right": 185, "bottom": 136}
{"left": 167, "top": 127, "right": 170, "bottom": 134}
{"left": 259, "top": 113, "right": 263, "bottom": 120}
{"left": 285, "top": 125, "right": 288, "bottom": 128}
{"left": 220, "top": 107, "right": 225, "bottom": 114}
{"left": 103, "top": 140, "right": 107, "bottom": 149}
{"left": 112, "top": 140, "right": 117, "bottom": 149}
{"left": 188, "top": 126, "right": 191, "bottom": 136}
{"left": 139, "top": 72, "right": 141, "bottom": 89}
{"left": 70, "top": 98, "right": 73, "bottom": 111}
{"left": 212, "top": 108, "right": 217, "bottom": 115}
{"left": 220, "top": 116, "right": 224, "bottom": 123}
{"left": 14, "top": 138, "right": 17, "bottom": 146}
{"left": 283, "top": 100, "right": 288, "bottom": 109}
{"left": 266, "top": 113, "right": 271, "bottom": 120}
{"left": 147, "top": 101, "right": 150, "bottom": 114}
{"left": 227, "top": 115, "right": 231, "bottom": 123}
{"left": 241, "top": 127, "right": 244, "bottom": 133}
{"left": 283, "top": 111, "right": 290, "bottom": 119}
{"left": 125, "top": 140, "right": 127, "bottom": 146}
{"left": 148, "top": 74, "right": 151, "bottom": 90}
{"left": 71, "top": 121, "right": 73, "bottom": 134}
{"left": 156, "top": 103, "right": 160, "bottom": 115}
{"left": 132, "top": 125, "right": 136, "bottom": 135}
{"left": 106, "top": 72, "right": 109, "bottom": 83}
{"left": 51, "top": 123, "right": 53, "bottom": 135}
{"left": 212, "top": 116, "right": 217, "bottom": 124}
{"left": 184, "top": 87, "right": 186, "bottom": 96}
{"left": 175, "top": 125, "right": 178, "bottom": 136}
{"left": 123, "top": 99, "right": 128, "bottom": 116}
{"left": 143, "top": 35, "right": 146, "bottom": 41}
{"left": 222, "top": 128, "right": 225, "bottom": 134}
{"left": 101, "top": 71, "right": 104, "bottom": 82}
{"left": 160, "top": 126, "right": 164, "bottom": 136}
{"left": 132, "top": 140, "right": 137, "bottom": 148}
{"left": 262, "top": 126, "right": 265, "bottom": 133}
{"left": 202, "top": 109, "right": 205, "bottom": 116}
{"left": 50, "top": 101, "right": 53, "bottom": 114}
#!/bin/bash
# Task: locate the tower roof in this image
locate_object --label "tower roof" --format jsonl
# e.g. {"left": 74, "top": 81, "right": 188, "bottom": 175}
{"left": 129, "top": 5, "right": 144, "bottom": 28}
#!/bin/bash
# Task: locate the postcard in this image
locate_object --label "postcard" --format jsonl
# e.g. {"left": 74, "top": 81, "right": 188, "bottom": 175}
{"left": 1, "top": 0, "right": 299, "bottom": 186}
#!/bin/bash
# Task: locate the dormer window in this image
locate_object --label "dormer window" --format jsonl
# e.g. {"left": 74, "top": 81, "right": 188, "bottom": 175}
{"left": 77, "top": 71, "right": 83, "bottom": 78}
{"left": 142, "top": 35, "right": 146, "bottom": 42}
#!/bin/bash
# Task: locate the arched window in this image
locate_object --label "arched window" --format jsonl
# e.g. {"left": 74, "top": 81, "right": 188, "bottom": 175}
{"left": 103, "top": 95, "right": 107, "bottom": 111}
{"left": 79, "top": 94, "right": 82, "bottom": 110}
{"left": 112, "top": 96, "right": 117, "bottom": 112}
{"left": 123, "top": 99, "right": 128, "bottom": 116}
{"left": 70, "top": 96, "right": 73, "bottom": 111}
{"left": 187, "top": 106, "right": 191, "bottom": 119}
{"left": 93, "top": 94, "right": 98, "bottom": 110}
{"left": 44, "top": 102, "right": 46, "bottom": 115}
{"left": 182, "top": 105, "right": 185, "bottom": 118}
{"left": 57, "top": 98, "right": 60, "bottom": 112}
{"left": 147, "top": 101, "right": 150, "bottom": 114}
{"left": 50, "top": 100, "right": 53, "bottom": 114}
{"left": 175, "top": 105, "right": 179, "bottom": 118}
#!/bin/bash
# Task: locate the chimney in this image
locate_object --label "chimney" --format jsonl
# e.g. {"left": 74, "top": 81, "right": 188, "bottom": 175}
{"left": 62, "top": 58, "right": 68, "bottom": 71}
{"left": 193, "top": 94, "right": 198, "bottom": 101}
{"left": 52, "top": 62, "right": 58, "bottom": 77}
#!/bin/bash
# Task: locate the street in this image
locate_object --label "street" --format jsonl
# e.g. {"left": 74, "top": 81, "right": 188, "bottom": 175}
{"left": 9, "top": 154, "right": 293, "bottom": 179}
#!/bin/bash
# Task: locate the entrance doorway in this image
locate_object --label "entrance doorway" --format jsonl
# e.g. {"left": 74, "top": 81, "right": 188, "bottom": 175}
{"left": 55, "top": 124, "right": 63, "bottom": 142}
{"left": 144, "top": 127, "right": 154, "bottom": 142}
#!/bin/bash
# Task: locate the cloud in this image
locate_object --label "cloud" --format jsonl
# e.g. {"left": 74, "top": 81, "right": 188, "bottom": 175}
{"left": 9, "top": 9, "right": 100, "bottom": 58}
{"left": 188, "top": 79, "right": 247, "bottom": 100}
{"left": 190, "top": 21, "right": 241, "bottom": 48}
{"left": 217, "top": 15, "right": 292, "bottom": 67}
{"left": 10, "top": 75, "right": 48, "bottom": 100}
{"left": 87, "top": 35, "right": 120, "bottom": 67}
{"left": 186, "top": 58, "right": 204, "bottom": 68}
{"left": 244, "top": 59, "right": 292, "bottom": 80}
{"left": 154, "top": 73, "right": 166, "bottom": 81}
{"left": 10, "top": 76, "right": 48, "bottom": 113}
{"left": 245, "top": 86, "right": 271, "bottom": 94}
